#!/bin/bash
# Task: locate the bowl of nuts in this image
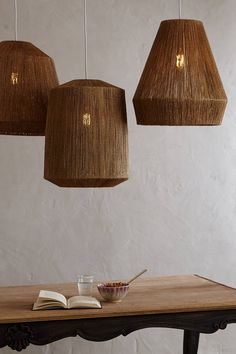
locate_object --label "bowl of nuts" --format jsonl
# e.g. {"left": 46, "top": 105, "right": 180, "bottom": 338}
{"left": 97, "top": 282, "right": 129, "bottom": 302}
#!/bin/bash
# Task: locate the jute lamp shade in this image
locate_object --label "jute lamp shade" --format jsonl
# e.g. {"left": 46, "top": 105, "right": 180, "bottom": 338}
{"left": 44, "top": 80, "right": 128, "bottom": 187}
{"left": 0, "top": 41, "right": 58, "bottom": 135}
{"left": 133, "top": 20, "right": 227, "bottom": 125}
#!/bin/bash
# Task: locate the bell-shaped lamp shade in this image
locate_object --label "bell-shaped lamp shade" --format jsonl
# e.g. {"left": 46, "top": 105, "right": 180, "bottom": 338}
{"left": 133, "top": 20, "right": 227, "bottom": 125}
{"left": 0, "top": 41, "right": 58, "bottom": 135}
{"left": 44, "top": 80, "right": 128, "bottom": 187}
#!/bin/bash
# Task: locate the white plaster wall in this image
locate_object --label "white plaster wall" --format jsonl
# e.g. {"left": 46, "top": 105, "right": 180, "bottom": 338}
{"left": 0, "top": 0, "right": 236, "bottom": 353}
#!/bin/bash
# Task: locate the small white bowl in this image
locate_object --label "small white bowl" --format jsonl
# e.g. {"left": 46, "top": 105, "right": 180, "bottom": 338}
{"left": 97, "top": 282, "right": 129, "bottom": 302}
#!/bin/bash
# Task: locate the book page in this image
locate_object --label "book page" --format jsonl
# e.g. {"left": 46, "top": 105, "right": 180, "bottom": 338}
{"left": 33, "top": 302, "right": 65, "bottom": 310}
{"left": 68, "top": 296, "right": 101, "bottom": 309}
{"left": 38, "top": 290, "right": 67, "bottom": 307}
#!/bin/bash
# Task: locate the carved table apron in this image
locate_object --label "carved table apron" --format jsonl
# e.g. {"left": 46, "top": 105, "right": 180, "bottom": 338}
{"left": 1, "top": 275, "right": 236, "bottom": 353}
{"left": 1, "top": 309, "right": 236, "bottom": 353}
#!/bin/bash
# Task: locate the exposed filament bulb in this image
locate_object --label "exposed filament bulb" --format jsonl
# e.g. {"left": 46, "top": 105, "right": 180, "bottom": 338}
{"left": 176, "top": 53, "right": 185, "bottom": 70}
{"left": 83, "top": 113, "right": 91, "bottom": 126}
{"left": 11, "top": 72, "right": 19, "bottom": 85}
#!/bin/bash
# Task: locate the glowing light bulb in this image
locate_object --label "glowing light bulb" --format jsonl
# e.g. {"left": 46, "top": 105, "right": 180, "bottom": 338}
{"left": 11, "top": 72, "right": 19, "bottom": 85}
{"left": 176, "top": 53, "right": 185, "bottom": 70}
{"left": 83, "top": 113, "right": 91, "bottom": 126}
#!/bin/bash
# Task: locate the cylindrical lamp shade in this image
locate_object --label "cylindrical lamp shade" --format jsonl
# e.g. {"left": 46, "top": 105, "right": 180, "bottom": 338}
{"left": 44, "top": 80, "right": 128, "bottom": 187}
{"left": 0, "top": 41, "right": 58, "bottom": 135}
{"left": 133, "top": 20, "right": 227, "bottom": 125}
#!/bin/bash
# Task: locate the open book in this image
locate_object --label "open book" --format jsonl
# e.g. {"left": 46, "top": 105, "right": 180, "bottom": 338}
{"left": 33, "top": 290, "right": 101, "bottom": 310}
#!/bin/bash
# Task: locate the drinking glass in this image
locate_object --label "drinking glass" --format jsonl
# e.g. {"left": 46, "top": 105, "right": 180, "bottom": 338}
{"left": 77, "top": 275, "right": 94, "bottom": 296}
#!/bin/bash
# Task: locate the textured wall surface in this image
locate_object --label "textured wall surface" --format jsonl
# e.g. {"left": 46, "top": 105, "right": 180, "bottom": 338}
{"left": 0, "top": 0, "right": 236, "bottom": 353}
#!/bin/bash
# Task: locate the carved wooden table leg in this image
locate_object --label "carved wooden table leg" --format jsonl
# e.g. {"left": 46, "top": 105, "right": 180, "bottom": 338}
{"left": 183, "top": 330, "right": 200, "bottom": 354}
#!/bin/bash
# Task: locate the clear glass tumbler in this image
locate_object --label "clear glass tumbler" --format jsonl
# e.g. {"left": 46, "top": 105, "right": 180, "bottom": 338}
{"left": 77, "top": 275, "right": 94, "bottom": 296}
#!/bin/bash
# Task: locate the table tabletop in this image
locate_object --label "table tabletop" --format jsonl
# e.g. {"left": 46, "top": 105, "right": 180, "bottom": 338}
{"left": 1, "top": 274, "right": 236, "bottom": 324}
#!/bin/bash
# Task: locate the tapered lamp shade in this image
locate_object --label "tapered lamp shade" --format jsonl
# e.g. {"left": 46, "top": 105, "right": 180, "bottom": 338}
{"left": 44, "top": 80, "right": 128, "bottom": 187}
{"left": 0, "top": 41, "right": 58, "bottom": 135}
{"left": 133, "top": 20, "right": 227, "bottom": 125}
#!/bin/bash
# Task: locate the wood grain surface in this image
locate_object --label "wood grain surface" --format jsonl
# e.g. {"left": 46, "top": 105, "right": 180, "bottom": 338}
{"left": 133, "top": 20, "right": 227, "bottom": 125}
{"left": 0, "top": 41, "right": 58, "bottom": 135}
{"left": 44, "top": 79, "right": 128, "bottom": 187}
{"left": 1, "top": 275, "right": 236, "bottom": 324}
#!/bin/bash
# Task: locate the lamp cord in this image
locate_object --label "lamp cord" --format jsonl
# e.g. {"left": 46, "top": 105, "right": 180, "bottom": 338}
{"left": 179, "top": 0, "right": 182, "bottom": 19}
{"left": 84, "top": 0, "right": 88, "bottom": 79}
{"left": 14, "top": 0, "right": 18, "bottom": 40}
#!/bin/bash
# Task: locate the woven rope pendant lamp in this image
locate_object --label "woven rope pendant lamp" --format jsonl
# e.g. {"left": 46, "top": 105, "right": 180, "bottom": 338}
{"left": 0, "top": 0, "right": 58, "bottom": 135}
{"left": 0, "top": 41, "right": 58, "bottom": 135}
{"left": 133, "top": 19, "right": 227, "bottom": 125}
{"left": 44, "top": 0, "right": 128, "bottom": 188}
{"left": 44, "top": 80, "right": 128, "bottom": 187}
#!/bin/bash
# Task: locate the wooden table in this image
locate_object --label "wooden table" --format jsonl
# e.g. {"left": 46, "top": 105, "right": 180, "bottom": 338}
{"left": 1, "top": 275, "right": 236, "bottom": 353}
